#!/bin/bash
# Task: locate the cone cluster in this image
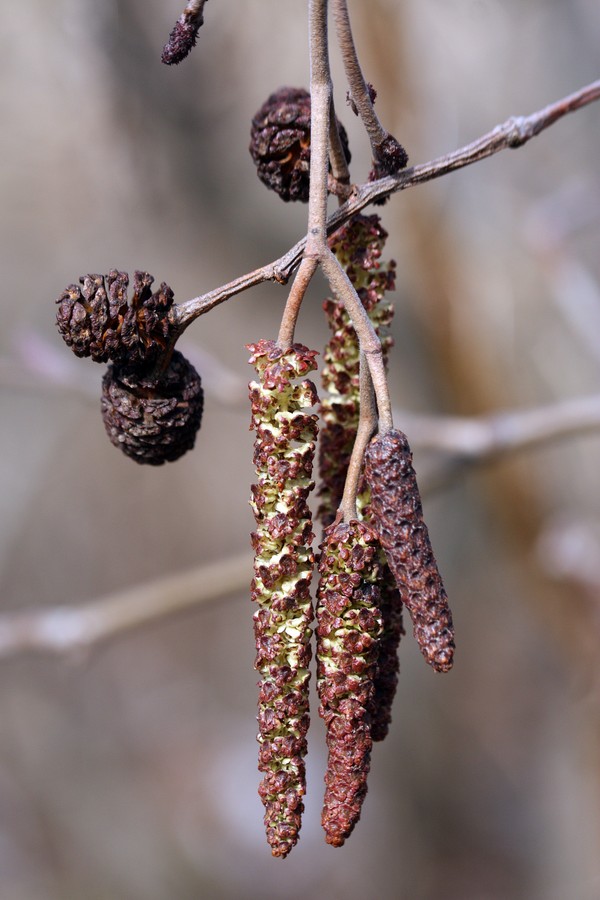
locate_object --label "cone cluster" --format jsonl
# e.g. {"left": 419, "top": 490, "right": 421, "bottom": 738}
{"left": 55, "top": 271, "right": 202, "bottom": 465}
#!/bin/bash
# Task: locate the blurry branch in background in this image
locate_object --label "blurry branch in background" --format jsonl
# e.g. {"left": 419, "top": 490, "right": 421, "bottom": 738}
{"left": 0, "top": 394, "right": 599, "bottom": 662}
{"left": 0, "top": 552, "right": 252, "bottom": 662}
{"left": 173, "top": 80, "right": 600, "bottom": 326}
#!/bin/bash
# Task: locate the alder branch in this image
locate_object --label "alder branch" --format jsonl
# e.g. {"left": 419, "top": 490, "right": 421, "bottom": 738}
{"left": 172, "top": 79, "right": 600, "bottom": 331}
{"left": 0, "top": 552, "right": 252, "bottom": 662}
{"left": 400, "top": 392, "right": 600, "bottom": 459}
{"left": 0, "top": 396, "right": 598, "bottom": 662}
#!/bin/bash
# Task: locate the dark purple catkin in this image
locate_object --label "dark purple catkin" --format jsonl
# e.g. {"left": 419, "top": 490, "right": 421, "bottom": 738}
{"left": 316, "top": 520, "right": 383, "bottom": 847}
{"left": 248, "top": 339, "right": 319, "bottom": 858}
{"left": 364, "top": 429, "right": 455, "bottom": 673}
{"left": 101, "top": 350, "right": 203, "bottom": 465}
{"left": 161, "top": 0, "right": 206, "bottom": 65}
{"left": 249, "top": 87, "right": 351, "bottom": 203}
{"left": 55, "top": 270, "right": 175, "bottom": 367}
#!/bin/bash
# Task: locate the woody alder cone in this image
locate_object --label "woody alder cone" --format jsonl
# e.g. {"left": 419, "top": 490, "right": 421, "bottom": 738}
{"left": 55, "top": 270, "right": 176, "bottom": 367}
{"left": 250, "top": 87, "right": 351, "bottom": 202}
{"left": 101, "top": 350, "right": 203, "bottom": 465}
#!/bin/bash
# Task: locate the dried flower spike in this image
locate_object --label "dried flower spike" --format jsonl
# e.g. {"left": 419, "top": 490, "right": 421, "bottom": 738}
{"left": 317, "top": 519, "right": 383, "bottom": 847}
{"left": 55, "top": 270, "right": 176, "bottom": 367}
{"left": 250, "top": 87, "right": 351, "bottom": 203}
{"left": 248, "top": 339, "right": 319, "bottom": 858}
{"left": 101, "top": 350, "right": 203, "bottom": 465}
{"left": 161, "top": 0, "right": 207, "bottom": 65}
{"left": 364, "top": 429, "right": 455, "bottom": 672}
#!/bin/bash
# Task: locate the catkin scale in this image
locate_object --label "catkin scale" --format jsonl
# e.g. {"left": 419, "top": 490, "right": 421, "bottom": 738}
{"left": 248, "top": 340, "right": 319, "bottom": 858}
{"left": 364, "top": 429, "right": 455, "bottom": 673}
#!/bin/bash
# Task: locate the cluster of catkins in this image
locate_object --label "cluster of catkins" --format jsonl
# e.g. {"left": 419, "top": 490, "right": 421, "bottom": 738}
{"left": 248, "top": 107, "right": 455, "bottom": 852}
{"left": 54, "top": 76, "right": 454, "bottom": 858}
{"left": 55, "top": 270, "right": 203, "bottom": 464}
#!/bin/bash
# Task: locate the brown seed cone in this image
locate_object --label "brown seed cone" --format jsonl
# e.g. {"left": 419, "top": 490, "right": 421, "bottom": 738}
{"left": 55, "top": 270, "right": 175, "bottom": 366}
{"left": 249, "top": 87, "right": 351, "bottom": 203}
{"left": 364, "top": 429, "right": 455, "bottom": 672}
{"left": 101, "top": 350, "right": 203, "bottom": 465}
{"left": 317, "top": 520, "right": 383, "bottom": 847}
{"left": 248, "top": 339, "right": 319, "bottom": 858}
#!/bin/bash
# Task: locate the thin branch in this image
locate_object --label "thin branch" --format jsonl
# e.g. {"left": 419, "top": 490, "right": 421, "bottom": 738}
{"left": 306, "top": 0, "right": 332, "bottom": 257}
{"left": 277, "top": 258, "right": 318, "bottom": 349}
{"left": 171, "top": 80, "right": 600, "bottom": 331}
{"left": 332, "top": 0, "right": 387, "bottom": 148}
{"left": 400, "top": 392, "right": 600, "bottom": 459}
{"left": 328, "top": 95, "right": 351, "bottom": 191}
{"left": 339, "top": 355, "right": 377, "bottom": 522}
{"left": 0, "top": 553, "right": 252, "bottom": 662}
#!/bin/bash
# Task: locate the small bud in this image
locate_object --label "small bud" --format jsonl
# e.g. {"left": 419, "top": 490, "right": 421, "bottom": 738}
{"left": 101, "top": 350, "right": 203, "bottom": 465}
{"left": 250, "top": 87, "right": 351, "bottom": 203}
{"left": 364, "top": 429, "right": 455, "bottom": 672}
{"left": 161, "top": 1, "right": 206, "bottom": 65}
{"left": 368, "top": 133, "right": 409, "bottom": 205}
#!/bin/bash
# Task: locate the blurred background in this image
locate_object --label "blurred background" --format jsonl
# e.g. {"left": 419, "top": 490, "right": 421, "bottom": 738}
{"left": 1, "top": 0, "right": 599, "bottom": 897}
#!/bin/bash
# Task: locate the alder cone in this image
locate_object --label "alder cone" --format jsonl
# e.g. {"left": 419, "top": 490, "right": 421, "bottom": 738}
{"left": 55, "top": 270, "right": 175, "bottom": 366}
{"left": 101, "top": 351, "right": 203, "bottom": 465}
{"left": 364, "top": 429, "right": 455, "bottom": 673}
{"left": 250, "top": 87, "right": 351, "bottom": 202}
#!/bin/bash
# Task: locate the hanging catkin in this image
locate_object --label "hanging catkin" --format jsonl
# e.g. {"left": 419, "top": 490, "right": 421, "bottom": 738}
{"left": 248, "top": 339, "right": 319, "bottom": 858}
{"left": 364, "top": 429, "right": 455, "bottom": 673}
{"left": 316, "top": 519, "right": 383, "bottom": 846}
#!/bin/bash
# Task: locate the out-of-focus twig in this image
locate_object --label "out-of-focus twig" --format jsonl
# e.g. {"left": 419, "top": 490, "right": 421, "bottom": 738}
{"left": 0, "top": 396, "right": 598, "bottom": 661}
{"left": 400, "top": 393, "right": 600, "bottom": 458}
{"left": 0, "top": 552, "right": 252, "bottom": 662}
{"left": 173, "top": 80, "right": 600, "bottom": 327}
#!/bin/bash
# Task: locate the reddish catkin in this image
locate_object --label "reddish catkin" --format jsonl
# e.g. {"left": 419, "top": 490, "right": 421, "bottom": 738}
{"left": 248, "top": 340, "right": 319, "bottom": 858}
{"left": 364, "top": 429, "right": 455, "bottom": 673}
{"left": 318, "top": 214, "right": 404, "bottom": 741}
{"left": 316, "top": 520, "right": 383, "bottom": 847}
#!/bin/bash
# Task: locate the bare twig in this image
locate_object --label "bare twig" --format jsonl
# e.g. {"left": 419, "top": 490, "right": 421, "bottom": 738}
{"left": 0, "top": 553, "right": 252, "bottom": 661}
{"left": 332, "top": 0, "right": 387, "bottom": 148}
{"left": 171, "top": 81, "right": 600, "bottom": 330}
{"left": 339, "top": 355, "right": 377, "bottom": 522}
{"left": 277, "top": 258, "right": 318, "bottom": 349}
{"left": 400, "top": 392, "right": 600, "bottom": 459}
